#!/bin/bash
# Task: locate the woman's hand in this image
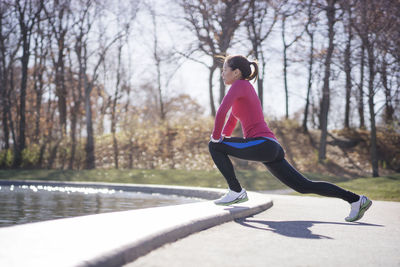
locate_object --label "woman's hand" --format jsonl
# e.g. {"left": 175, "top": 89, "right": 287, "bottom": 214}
{"left": 210, "top": 135, "right": 223, "bottom": 143}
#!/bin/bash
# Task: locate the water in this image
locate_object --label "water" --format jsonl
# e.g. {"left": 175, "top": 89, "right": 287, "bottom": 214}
{"left": 0, "top": 184, "right": 201, "bottom": 227}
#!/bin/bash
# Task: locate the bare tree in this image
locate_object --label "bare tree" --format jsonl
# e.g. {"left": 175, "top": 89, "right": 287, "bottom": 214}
{"left": 179, "top": 0, "right": 252, "bottom": 116}
{"left": 149, "top": 4, "right": 166, "bottom": 121}
{"left": 302, "top": 0, "right": 319, "bottom": 132}
{"left": 379, "top": 54, "right": 396, "bottom": 125}
{"left": 44, "top": 0, "right": 71, "bottom": 135}
{"left": 245, "top": 0, "right": 279, "bottom": 109}
{"left": 318, "top": 0, "right": 337, "bottom": 162}
{"left": 31, "top": 13, "right": 48, "bottom": 144}
{"left": 351, "top": 0, "right": 394, "bottom": 176}
{"left": 280, "top": 1, "right": 304, "bottom": 119}
{"left": 13, "top": 0, "right": 44, "bottom": 167}
{"left": 109, "top": 1, "right": 138, "bottom": 169}
{"left": 66, "top": 47, "right": 81, "bottom": 169}
{"left": 71, "top": 0, "right": 122, "bottom": 169}
{"left": 110, "top": 37, "right": 123, "bottom": 169}
{"left": 356, "top": 39, "right": 366, "bottom": 129}
{"left": 85, "top": 41, "right": 122, "bottom": 169}
{"left": 0, "top": 2, "right": 20, "bottom": 154}
{"left": 375, "top": 2, "right": 400, "bottom": 127}
{"left": 68, "top": 2, "right": 92, "bottom": 169}
{"left": 142, "top": 1, "right": 188, "bottom": 122}
{"left": 342, "top": 0, "right": 353, "bottom": 129}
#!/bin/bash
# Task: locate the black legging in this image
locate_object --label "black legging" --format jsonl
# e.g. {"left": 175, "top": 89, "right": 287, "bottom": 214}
{"left": 209, "top": 137, "right": 359, "bottom": 203}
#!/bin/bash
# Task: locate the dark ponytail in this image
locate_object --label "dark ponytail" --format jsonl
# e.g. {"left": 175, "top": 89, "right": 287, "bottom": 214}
{"left": 248, "top": 61, "right": 259, "bottom": 82}
{"left": 225, "top": 55, "right": 259, "bottom": 82}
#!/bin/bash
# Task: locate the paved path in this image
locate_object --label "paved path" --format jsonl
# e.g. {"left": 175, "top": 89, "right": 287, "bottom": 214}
{"left": 126, "top": 195, "right": 400, "bottom": 267}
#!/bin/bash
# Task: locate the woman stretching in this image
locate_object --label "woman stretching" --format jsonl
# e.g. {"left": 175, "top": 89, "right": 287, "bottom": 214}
{"left": 209, "top": 55, "right": 372, "bottom": 222}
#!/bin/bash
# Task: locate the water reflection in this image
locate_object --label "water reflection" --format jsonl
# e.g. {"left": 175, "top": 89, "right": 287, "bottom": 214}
{"left": 0, "top": 185, "right": 201, "bottom": 227}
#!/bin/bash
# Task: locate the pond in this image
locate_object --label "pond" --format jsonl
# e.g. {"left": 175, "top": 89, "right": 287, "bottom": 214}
{"left": 0, "top": 184, "right": 202, "bottom": 227}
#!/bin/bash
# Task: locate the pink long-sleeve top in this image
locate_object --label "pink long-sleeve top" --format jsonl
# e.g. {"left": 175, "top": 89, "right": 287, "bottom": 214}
{"left": 212, "top": 80, "right": 277, "bottom": 140}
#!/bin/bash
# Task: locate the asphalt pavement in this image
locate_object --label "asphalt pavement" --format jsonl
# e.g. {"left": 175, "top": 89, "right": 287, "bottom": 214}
{"left": 126, "top": 194, "right": 400, "bottom": 267}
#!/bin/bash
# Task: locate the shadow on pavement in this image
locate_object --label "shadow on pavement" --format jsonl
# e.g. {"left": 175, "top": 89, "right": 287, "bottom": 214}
{"left": 235, "top": 218, "right": 383, "bottom": 240}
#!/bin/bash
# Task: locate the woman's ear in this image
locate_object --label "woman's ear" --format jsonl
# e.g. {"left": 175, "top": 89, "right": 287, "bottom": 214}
{"left": 234, "top": 69, "right": 241, "bottom": 78}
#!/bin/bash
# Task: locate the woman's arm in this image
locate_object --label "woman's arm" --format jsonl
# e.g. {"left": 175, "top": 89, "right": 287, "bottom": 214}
{"left": 211, "top": 82, "right": 242, "bottom": 140}
{"left": 222, "top": 112, "right": 237, "bottom": 137}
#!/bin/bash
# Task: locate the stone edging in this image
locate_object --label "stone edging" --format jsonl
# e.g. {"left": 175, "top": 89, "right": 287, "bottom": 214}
{"left": 0, "top": 180, "right": 273, "bottom": 267}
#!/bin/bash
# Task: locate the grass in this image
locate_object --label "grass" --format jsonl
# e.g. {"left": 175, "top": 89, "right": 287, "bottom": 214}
{"left": 289, "top": 173, "right": 400, "bottom": 202}
{"left": 0, "top": 169, "right": 285, "bottom": 190}
{"left": 0, "top": 169, "right": 399, "bottom": 201}
{"left": 334, "top": 174, "right": 400, "bottom": 202}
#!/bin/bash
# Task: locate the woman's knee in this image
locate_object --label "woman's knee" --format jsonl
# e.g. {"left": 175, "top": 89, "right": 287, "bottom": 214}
{"left": 294, "top": 186, "right": 311, "bottom": 194}
{"left": 208, "top": 141, "right": 220, "bottom": 154}
{"left": 276, "top": 146, "right": 285, "bottom": 161}
{"left": 294, "top": 180, "right": 315, "bottom": 194}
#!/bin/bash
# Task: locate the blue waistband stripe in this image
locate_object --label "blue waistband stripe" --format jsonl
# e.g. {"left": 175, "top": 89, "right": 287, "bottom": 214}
{"left": 262, "top": 137, "right": 280, "bottom": 144}
{"left": 222, "top": 139, "right": 266, "bottom": 149}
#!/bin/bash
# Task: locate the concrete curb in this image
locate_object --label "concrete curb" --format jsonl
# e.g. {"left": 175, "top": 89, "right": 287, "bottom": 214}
{"left": 0, "top": 180, "right": 273, "bottom": 267}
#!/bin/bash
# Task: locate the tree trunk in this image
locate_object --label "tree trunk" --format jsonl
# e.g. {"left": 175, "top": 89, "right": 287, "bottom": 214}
{"left": 150, "top": 7, "right": 165, "bottom": 121}
{"left": 358, "top": 44, "right": 366, "bottom": 129}
{"left": 381, "top": 59, "right": 394, "bottom": 124}
{"left": 111, "top": 41, "right": 123, "bottom": 169}
{"left": 69, "top": 39, "right": 84, "bottom": 170}
{"left": 13, "top": 0, "right": 43, "bottom": 168}
{"left": 209, "top": 64, "right": 217, "bottom": 116}
{"left": 47, "top": 141, "right": 61, "bottom": 169}
{"left": 318, "top": 0, "right": 336, "bottom": 162}
{"left": 219, "top": 71, "right": 225, "bottom": 104}
{"left": 367, "top": 46, "right": 379, "bottom": 177}
{"left": 245, "top": 0, "right": 276, "bottom": 110}
{"left": 281, "top": 16, "right": 289, "bottom": 119}
{"left": 156, "top": 57, "right": 165, "bottom": 120}
{"left": 128, "top": 138, "right": 134, "bottom": 169}
{"left": 359, "top": 0, "right": 378, "bottom": 177}
{"left": 55, "top": 37, "right": 67, "bottom": 134}
{"left": 303, "top": 30, "right": 314, "bottom": 133}
{"left": 1, "top": 97, "right": 9, "bottom": 150}
{"left": 34, "top": 73, "right": 43, "bottom": 144}
{"left": 0, "top": 15, "right": 10, "bottom": 150}
{"left": 254, "top": 40, "right": 262, "bottom": 107}
{"left": 68, "top": 54, "right": 81, "bottom": 170}
{"left": 0, "top": 67, "right": 10, "bottom": 150}
{"left": 257, "top": 76, "right": 264, "bottom": 108}
{"left": 45, "top": 1, "right": 69, "bottom": 135}
{"left": 68, "top": 78, "right": 80, "bottom": 170}
{"left": 111, "top": 113, "right": 120, "bottom": 170}
{"left": 32, "top": 27, "right": 46, "bottom": 144}
{"left": 14, "top": 27, "right": 30, "bottom": 168}
{"left": 38, "top": 142, "right": 46, "bottom": 168}
{"left": 84, "top": 76, "right": 95, "bottom": 169}
{"left": 344, "top": 12, "right": 352, "bottom": 129}
{"left": 8, "top": 68, "right": 17, "bottom": 153}
{"left": 69, "top": 111, "right": 78, "bottom": 169}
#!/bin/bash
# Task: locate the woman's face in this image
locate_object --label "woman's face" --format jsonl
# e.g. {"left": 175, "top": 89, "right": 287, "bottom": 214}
{"left": 222, "top": 61, "right": 241, "bottom": 85}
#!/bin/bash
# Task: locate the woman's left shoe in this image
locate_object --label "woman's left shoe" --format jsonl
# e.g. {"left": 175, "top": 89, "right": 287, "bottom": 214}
{"left": 214, "top": 189, "right": 248, "bottom": 206}
{"left": 345, "top": 195, "right": 372, "bottom": 222}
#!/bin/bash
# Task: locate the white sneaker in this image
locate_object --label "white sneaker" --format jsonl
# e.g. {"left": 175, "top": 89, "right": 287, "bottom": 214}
{"left": 214, "top": 189, "right": 248, "bottom": 206}
{"left": 345, "top": 195, "right": 372, "bottom": 222}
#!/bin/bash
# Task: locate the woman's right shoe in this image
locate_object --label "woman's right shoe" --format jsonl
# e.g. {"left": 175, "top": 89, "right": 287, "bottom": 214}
{"left": 214, "top": 188, "right": 248, "bottom": 206}
{"left": 345, "top": 195, "right": 372, "bottom": 222}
